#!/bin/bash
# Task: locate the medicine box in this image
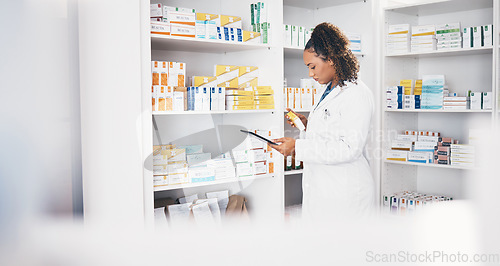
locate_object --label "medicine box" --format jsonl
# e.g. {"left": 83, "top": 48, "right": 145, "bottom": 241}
{"left": 386, "top": 150, "right": 408, "bottom": 161}
{"left": 483, "top": 24, "right": 493, "bottom": 47}
{"left": 239, "top": 66, "right": 259, "bottom": 78}
{"left": 482, "top": 92, "right": 492, "bottom": 109}
{"left": 413, "top": 141, "right": 436, "bottom": 152}
{"left": 284, "top": 24, "right": 292, "bottom": 47}
{"left": 463, "top": 27, "right": 472, "bottom": 48}
{"left": 189, "top": 167, "right": 216, "bottom": 183}
{"left": 150, "top": 3, "right": 163, "bottom": 18}
{"left": 253, "top": 161, "right": 267, "bottom": 175}
{"left": 187, "top": 153, "right": 211, "bottom": 167}
{"left": 220, "top": 15, "right": 242, "bottom": 28}
{"left": 195, "top": 20, "right": 206, "bottom": 39}
{"left": 196, "top": 13, "right": 218, "bottom": 22}
{"left": 408, "top": 151, "right": 430, "bottom": 163}
{"left": 151, "top": 22, "right": 170, "bottom": 35}
{"left": 192, "top": 76, "right": 217, "bottom": 87}
{"left": 469, "top": 91, "right": 482, "bottom": 109}
{"left": 165, "top": 10, "right": 196, "bottom": 26}
{"left": 472, "top": 26, "right": 483, "bottom": 48}
{"left": 236, "top": 162, "right": 253, "bottom": 177}
{"left": 291, "top": 25, "right": 298, "bottom": 47}
{"left": 391, "top": 140, "right": 413, "bottom": 151}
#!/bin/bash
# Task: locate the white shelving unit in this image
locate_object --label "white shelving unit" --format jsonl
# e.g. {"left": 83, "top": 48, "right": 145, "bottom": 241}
{"left": 384, "top": 160, "right": 476, "bottom": 171}
{"left": 380, "top": 0, "right": 498, "bottom": 202}
{"left": 152, "top": 110, "right": 275, "bottom": 115}
{"left": 151, "top": 34, "right": 271, "bottom": 52}
{"left": 154, "top": 174, "right": 273, "bottom": 192}
{"left": 386, "top": 109, "right": 492, "bottom": 113}
{"left": 142, "top": 0, "right": 285, "bottom": 224}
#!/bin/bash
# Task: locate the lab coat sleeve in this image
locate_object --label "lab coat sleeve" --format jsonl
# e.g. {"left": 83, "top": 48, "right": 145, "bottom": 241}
{"left": 295, "top": 88, "right": 373, "bottom": 165}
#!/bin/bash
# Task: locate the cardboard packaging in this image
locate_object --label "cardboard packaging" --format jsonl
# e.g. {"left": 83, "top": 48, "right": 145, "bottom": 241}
{"left": 150, "top": 3, "right": 163, "bottom": 18}
{"left": 151, "top": 22, "right": 170, "bottom": 35}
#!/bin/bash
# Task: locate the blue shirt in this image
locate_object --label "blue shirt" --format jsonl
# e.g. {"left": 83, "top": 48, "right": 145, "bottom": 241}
{"left": 316, "top": 82, "right": 335, "bottom": 106}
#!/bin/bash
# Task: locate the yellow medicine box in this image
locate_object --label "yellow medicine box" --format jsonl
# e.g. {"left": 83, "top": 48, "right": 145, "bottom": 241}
{"left": 242, "top": 30, "right": 261, "bottom": 42}
{"left": 238, "top": 66, "right": 259, "bottom": 77}
{"left": 238, "top": 77, "right": 258, "bottom": 88}
{"left": 192, "top": 76, "right": 217, "bottom": 87}
{"left": 196, "top": 13, "right": 219, "bottom": 21}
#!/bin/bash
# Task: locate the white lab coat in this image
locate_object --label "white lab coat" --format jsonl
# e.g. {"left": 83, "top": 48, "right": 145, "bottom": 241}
{"left": 295, "top": 80, "right": 374, "bottom": 221}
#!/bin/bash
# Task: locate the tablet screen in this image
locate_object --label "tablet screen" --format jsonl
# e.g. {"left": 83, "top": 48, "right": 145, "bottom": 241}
{"left": 240, "top": 130, "right": 278, "bottom": 145}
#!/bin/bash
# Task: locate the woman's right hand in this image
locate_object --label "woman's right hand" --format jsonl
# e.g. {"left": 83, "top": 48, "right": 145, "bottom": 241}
{"left": 285, "top": 108, "right": 307, "bottom": 130}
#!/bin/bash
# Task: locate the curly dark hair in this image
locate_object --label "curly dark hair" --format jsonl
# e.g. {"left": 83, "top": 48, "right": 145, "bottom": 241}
{"left": 305, "top": 22, "right": 359, "bottom": 87}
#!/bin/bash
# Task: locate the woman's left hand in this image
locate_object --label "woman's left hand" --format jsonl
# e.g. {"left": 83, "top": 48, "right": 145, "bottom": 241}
{"left": 269, "top": 137, "right": 296, "bottom": 157}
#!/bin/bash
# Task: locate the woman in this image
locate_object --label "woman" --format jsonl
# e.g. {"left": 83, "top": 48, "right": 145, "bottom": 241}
{"left": 271, "top": 22, "right": 374, "bottom": 220}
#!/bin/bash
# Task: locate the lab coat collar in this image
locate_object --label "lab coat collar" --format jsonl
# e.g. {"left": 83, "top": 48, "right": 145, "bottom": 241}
{"left": 312, "top": 82, "right": 347, "bottom": 112}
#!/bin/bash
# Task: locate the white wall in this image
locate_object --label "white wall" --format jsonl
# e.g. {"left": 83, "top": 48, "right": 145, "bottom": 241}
{"left": 0, "top": 0, "right": 82, "bottom": 232}
{"left": 78, "top": 0, "right": 145, "bottom": 228}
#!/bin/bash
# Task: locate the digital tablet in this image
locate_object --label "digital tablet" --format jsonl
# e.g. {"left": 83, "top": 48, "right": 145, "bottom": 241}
{"left": 240, "top": 130, "right": 278, "bottom": 145}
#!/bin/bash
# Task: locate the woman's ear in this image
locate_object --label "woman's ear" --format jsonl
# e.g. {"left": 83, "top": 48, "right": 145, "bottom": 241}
{"left": 328, "top": 59, "right": 334, "bottom": 66}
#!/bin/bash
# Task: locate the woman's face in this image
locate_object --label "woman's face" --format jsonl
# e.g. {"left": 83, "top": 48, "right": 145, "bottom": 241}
{"left": 303, "top": 49, "right": 337, "bottom": 85}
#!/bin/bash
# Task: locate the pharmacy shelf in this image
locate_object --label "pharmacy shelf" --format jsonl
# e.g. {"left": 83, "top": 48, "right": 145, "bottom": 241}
{"left": 284, "top": 169, "right": 303, "bottom": 176}
{"left": 152, "top": 110, "right": 275, "bottom": 115}
{"left": 153, "top": 174, "right": 274, "bottom": 192}
{"left": 385, "top": 109, "right": 492, "bottom": 113}
{"left": 284, "top": 0, "right": 364, "bottom": 10}
{"left": 386, "top": 46, "right": 493, "bottom": 58}
{"left": 283, "top": 109, "right": 311, "bottom": 112}
{"left": 384, "top": 0, "right": 492, "bottom": 16}
{"left": 384, "top": 160, "right": 476, "bottom": 170}
{"left": 151, "top": 34, "right": 271, "bottom": 53}
{"left": 284, "top": 46, "right": 364, "bottom": 58}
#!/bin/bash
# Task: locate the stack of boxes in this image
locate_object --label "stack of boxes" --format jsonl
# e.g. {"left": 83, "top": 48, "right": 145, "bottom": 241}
{"left": 151, "top": 61, "right": 187, "bottom": 112}
{"left": 283, "top": 24, "right": 313, "bottom": 48}
{"left": 232, "top": 129, "right": 276, "bottom": 178}
{"left": 411, "top": 25, "right": 436, "bottom": 52}
{"left": 153, "top": 130, "right": 277, "bottom": 188}
{"left": 387, "top": 22, "right": 493, "bottom": 53}
{"left": 464, "top": 25, "right": 493, "bottom": 48}
{"left": 284, "top": 78, "right": 325, "bottom": 110}
{"left": 450, "top": 144, "right": 475, "bottom": 167}
{"left": 153, "top": 145, "right": 189, "bottom": 187}
{"left": 253, "top": 86, "right": 275, "bottom": 110}
{"left": 399, "top": 79, "right": 420, "bottom": 110}
{"left": 346, "top": 33, "right": 362, "bottom": 53}
{"left": 151, "top": 62, "right": 276, "bottom": 112}
{"left": 386, "top": 85, "right": 403, "bottom": 110}
{"left": 436, "top": 23, "right": 461, "bottom": 50}
{"left": 386, "top": 78, "right": 492, "bottom": 111}
{"left": 469, "top": 91, "right": 492, "bottom": 110}
{"left": 386, "top": 130, "right": 442, "bottom": 163}
{"left": 195, "top": 13, "right": 218, "bottom": 40}
{"left": 383, "top": 191, "right": 453, "bottom": 216}
{"left": 386, "top": 130, "right": 473, "bottom": 166}
{"left": 250, "top": 2, "right": 271, "bottom": 44}
{"left": 225, "top": 88, "right": 255, "bottom": 110}
{"left": 386, "top": 24, "right": 410, "bottom": 54}
{"left": 421, "top": 75, "right": 445, "bottom": 109}
{"left": 443, "top": 94, "right": 467, "bottom": 110}
{"left": 284, "top": 26, "right": 361, "bottom": 52}
{"left": 150, "top": 5, "right": 197, "bottom": 37}
{"left": 150, "top": 4, "right": 262, "bottom": 43}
